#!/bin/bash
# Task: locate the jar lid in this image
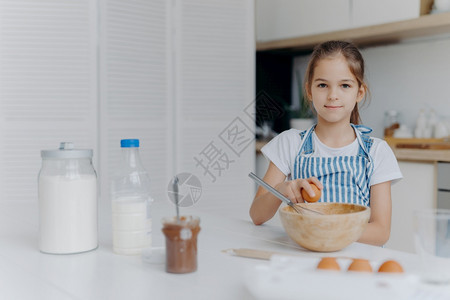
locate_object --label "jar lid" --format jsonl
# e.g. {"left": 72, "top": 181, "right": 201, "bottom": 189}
{"left": 41, "top": 142, "right": 93, "bottom": 158}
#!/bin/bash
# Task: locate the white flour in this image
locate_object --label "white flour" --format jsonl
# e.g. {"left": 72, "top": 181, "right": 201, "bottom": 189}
{"left": 112, "top": 197, "right": 152, "bottom": 255}
{"left": 38, "top": 174, "right": 98, "bottom": 254}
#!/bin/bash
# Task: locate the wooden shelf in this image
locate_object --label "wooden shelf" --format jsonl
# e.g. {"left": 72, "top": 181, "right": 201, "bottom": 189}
{"left": 384, "top": 137, "right": 447, "bottom": 148}
{"left": 256, "top": 12, "right": 450, "bottom": 52}
{"left": 385, "top": 137, "right": 450, "bottom": 162}
{"left": 392, "top": 148, "right": 450, "bottom": 162}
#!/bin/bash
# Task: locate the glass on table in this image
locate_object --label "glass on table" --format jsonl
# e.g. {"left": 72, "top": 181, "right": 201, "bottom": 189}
{"left": 414, "top": 209, "right": 450, "bottom": 284}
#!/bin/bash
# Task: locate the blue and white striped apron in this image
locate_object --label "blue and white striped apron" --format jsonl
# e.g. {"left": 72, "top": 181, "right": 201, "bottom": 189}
{"left": 293, "top": 124, "right": 374, "bottom": 206}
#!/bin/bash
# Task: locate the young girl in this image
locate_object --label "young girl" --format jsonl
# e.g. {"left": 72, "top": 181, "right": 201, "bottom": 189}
{"left": 250, "top": 40, "right": 402, "bottom": 246}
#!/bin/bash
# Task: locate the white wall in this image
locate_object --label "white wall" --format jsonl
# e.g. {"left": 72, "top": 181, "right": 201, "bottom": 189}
{"left": 361, "top": 36, "right": 450, "bottom": 138}
{"left": 293, "top": 36, "right": 450, "bottom": 138}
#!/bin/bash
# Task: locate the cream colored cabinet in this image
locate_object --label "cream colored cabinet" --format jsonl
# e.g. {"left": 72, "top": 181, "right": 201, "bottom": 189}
{"left": 256, "top": 1, "right": 439, "bottom": 52}
{"left": 386, "top": 161, "right": 436, "bottom": 253}
{"left": 256, "top": 0, "right": 350, "bottom": 42}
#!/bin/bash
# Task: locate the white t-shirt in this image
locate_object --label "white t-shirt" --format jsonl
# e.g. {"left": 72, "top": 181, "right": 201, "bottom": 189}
{"left": 261, "top": 128, "right": 403, "bottom": 186}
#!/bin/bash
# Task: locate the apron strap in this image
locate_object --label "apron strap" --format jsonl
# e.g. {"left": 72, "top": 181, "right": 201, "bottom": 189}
{"left": 353, "top": 124, "right": 373, "bottom": 135}
{"left": 352, "top": 124, "right": 375, "bottom": 184}
{"left": 298, "top": 124, "right": 316, "bottom": 155}
{"left": 352, "top": 124, "right": 374, "bottom": 159}
{"left": 299, "top": 124, "right": 374, "bottom": 158}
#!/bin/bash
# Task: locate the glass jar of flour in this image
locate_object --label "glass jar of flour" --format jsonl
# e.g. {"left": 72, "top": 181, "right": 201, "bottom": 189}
{"left": 38, "top": 142, "right": 98, "bottom": 254}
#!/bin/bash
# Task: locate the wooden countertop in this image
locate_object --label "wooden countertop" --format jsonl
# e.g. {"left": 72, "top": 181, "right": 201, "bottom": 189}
{"left": 385, "top": 137, "right": 450, "bottom": 163}
{"left": 391, "top": 148, "right": 450, "bottom": 162}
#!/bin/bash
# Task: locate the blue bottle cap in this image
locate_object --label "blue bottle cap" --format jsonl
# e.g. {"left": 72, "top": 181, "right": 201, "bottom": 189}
{"left": 121, "top": 139, "right": 140, "bottom": 148}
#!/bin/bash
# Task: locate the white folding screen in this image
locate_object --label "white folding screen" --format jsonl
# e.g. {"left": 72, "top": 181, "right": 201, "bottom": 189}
{"left": 0, "top": 0, "right": 255, "bottom": 217}
{"left": 0, "top": 0, "right": 98, "bottom": 202}
{"left": 99, "top": 0, "right": 255, "bottom": 215}
{"left": 175, "top": 0, "right": 255, "bottom": 211}
{"left": 98, "top": 0, "right": 172, "bottom": 222}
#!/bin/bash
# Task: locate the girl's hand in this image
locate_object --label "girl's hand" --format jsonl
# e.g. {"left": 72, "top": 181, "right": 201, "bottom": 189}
{"left": 250, "top": 162, "right": 323, "bottom": 225}
{"left": 275, "top": 177, "right": 323, "bottom": 203}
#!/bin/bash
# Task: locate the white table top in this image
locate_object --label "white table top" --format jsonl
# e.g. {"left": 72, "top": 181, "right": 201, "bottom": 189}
{"left": 1, "top": 200, "right": 450, "bottom": 300}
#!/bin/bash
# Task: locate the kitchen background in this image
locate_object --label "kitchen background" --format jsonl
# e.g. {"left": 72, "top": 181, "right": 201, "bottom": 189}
{"left": 256, "top": 0, "right": 450, "bottom": 253}
{"left": 1, "top": 0, "right": 449, "bottom": 253}
{"left": 293, "top": 39, "right": 450, "bottom": 138}
{"left": 0, "top": 0, "right": 255, "bottom": 230}
{"left": 355, "top": 38, "right": 450, "bottom": 137}
{"left": 257, "top": 0, "right": 450, "bottom": 138}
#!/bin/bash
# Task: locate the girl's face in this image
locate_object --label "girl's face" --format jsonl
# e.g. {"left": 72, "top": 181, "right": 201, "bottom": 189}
{"left": 307, "top": 54, "right": 365, "bottom": 125}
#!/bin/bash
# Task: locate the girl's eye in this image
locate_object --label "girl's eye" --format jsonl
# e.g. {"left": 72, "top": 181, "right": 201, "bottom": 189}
{"left": 317, "top": 83, "right": 327, "bottom": 88}
{"left": 342, "top": 84, "right": 351, "bottom": 88}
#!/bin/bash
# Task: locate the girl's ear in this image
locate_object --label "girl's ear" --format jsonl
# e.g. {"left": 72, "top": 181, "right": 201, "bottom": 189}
{"left": 356, "top": 85, "right": 366, "bottom": 103}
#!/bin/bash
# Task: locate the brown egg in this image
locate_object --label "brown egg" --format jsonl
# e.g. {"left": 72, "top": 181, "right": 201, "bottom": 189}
{"left": 378, "top": 260, "right": 404, "bottom": 273}
{"left": 317, "top": 257, "right": 340, "bottom": 271}
{"left": 347, "top": 259, "right": 373, "bottom": 272}
{"left": 301, "top": 183, "right": 321, "bottom": 203}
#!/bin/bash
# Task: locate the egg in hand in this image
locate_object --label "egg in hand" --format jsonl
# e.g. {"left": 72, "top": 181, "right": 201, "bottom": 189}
{"left": 301, "top": 183, "right": 321, "bottom": 203}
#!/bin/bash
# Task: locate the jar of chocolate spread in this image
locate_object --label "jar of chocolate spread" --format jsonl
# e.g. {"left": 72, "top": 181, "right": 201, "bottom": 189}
{"left": 161, "top": 216, "right": 200, "bottom": 273}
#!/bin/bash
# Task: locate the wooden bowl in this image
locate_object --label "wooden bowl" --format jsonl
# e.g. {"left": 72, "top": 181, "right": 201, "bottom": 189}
{"left": 279, "top": 203, "right": 370, "bottom": 252}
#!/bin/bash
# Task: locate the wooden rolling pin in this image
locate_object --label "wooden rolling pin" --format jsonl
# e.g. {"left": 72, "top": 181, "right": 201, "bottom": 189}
{"left": 222, "top": 248, "right": 354, "bottom": 261}
{"left": 221, "top": 248, "right": 301, "bottom": 260}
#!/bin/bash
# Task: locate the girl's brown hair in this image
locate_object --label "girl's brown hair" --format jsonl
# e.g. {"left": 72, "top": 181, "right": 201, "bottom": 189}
{"left": 304, "top": 40, "right": 369, "bottom": 125}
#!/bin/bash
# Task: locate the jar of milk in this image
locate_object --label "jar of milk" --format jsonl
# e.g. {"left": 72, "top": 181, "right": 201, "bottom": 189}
{"left": 38, "top": 142, "right": 98, "bottom": 254}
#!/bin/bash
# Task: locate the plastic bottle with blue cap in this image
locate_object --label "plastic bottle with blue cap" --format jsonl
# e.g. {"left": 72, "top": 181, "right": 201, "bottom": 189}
{"left": 111, "top": 139, "right": 153, "bottom": 255}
